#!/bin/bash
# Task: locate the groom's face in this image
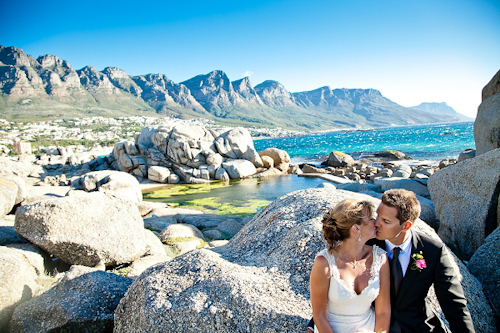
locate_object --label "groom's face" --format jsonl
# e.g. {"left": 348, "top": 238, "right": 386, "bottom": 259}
{"left": 374, "top": 202, "right": 405, "bottom": 244}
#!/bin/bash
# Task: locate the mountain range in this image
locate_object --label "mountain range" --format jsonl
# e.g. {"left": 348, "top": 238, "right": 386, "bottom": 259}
{"left": 0, "top": 45, "right": 472, "bottom": 130}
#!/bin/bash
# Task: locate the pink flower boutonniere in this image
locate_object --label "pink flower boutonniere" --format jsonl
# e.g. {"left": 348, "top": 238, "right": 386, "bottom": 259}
{"left": 411, "top": 251, "right": 427, "bottom": 271}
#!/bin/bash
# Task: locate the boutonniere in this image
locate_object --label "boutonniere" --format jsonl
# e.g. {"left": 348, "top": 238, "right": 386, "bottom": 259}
{"left": 411, "top": 251, "right": 427, "bottom": 271}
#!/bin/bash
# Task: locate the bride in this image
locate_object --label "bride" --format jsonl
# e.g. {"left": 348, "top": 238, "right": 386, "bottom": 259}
{"left": 310, "top": 199, "right": 390, "bottom": 333}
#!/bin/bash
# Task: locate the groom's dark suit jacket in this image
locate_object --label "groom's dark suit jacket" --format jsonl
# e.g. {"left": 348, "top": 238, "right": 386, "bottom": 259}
{"left": 368, "top": 229, "right": 475, "bottom": 333}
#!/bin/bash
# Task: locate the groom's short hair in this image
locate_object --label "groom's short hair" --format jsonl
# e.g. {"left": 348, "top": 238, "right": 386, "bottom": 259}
{"left": 381, "top": 189, "right": 421, "bottom": 224}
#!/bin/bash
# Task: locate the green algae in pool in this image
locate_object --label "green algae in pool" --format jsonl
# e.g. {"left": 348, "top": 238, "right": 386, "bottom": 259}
{"left": 143, "top": 175, "right": 329, "bottom": 217}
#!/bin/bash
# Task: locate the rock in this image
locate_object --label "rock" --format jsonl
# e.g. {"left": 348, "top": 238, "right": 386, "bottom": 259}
{"left": 253, "top": 167, "right": 283, "bottom": 178}
{"left": 136, "top": 201, "right": 168, "bottom": 217}
{"left": 176, "top": 214, "right": 240, "bottom": 229}
{"left": 203, "top": 229, "right": 223, "bottom": 240}
{"left": 316, "top": 182, "right": 336, "bottom": 190}
{"left": 215, "top": 128, "right": 263, "bottom": 167}
{"left": 428, "top": 148, "right": 500, "bottom": 259}
{"left": 467, "top": 227, "right": 500, "bottom": 317}
{"left": 474, "top": 93, "right": 500, "bottom": 156}
{"left": 373, "top": 168, "right": 393, "bottom": 178}
{"left": 9, "top": 265, "right": 133, "bottom": 333}
{"left": 125, "top": 231, "right": 169, "bottom": 277}
{"left": 215, "top": 167, "right": 230, "bottom": 181}
{"left": 259, "top": 148, "right": 290, "bottom": 172}
{"left": 143, "top": 207, "right": 203, "bottom": 219}
{"left": 457, "top": 148, "right": 476, "bottom": 162}
{"left": 206, "top": 152, "right": 223, "bottom": 168}
{"left": 111, "top": 141, "right": 134, "bottom": 172}
{"left": 143, "top": 215, "right": 177, "bottom": 232}
{"left": 147, "top": 165, "right": 171, "bottom": 183}
{"left": 373, "top": 150, "right": 411, "bottom": 160}
{"left": 337, "top": 181, "right": 365, "bottom": 192}
{"left": 143, "top": 229, "right": 168, "bottom": 258}
{"left": 0, "top": 244, "right": 47, "bottom": 331}
{"left": 114, "top": 188, "right": 493, "bottom": 332}
{"left": 0, "top": 178, "right": 18, "bottom": 216}
{"left": 14, "top": 192, "right": 146, "bottom": 267}
{"left": 127, "top": 255, "right": 170, "bottom": 278}
{"left": 392, "top": 164, "right": 412, "bottom": 178}
{"left": 209, "top": 240, "right": 229, "bottom": 248}
{"left": 481, "top": 68, "right": 500, "bottom": 101}
{"left": 172, "top": 238, "right": 205, "bottom": 255}
{"left": 1, "top": 217, "right": 28, "bottom": 245}
{"left": 288, "top": 164, "right": 303, "bottom": 175}
{"left": 374, "top": 177, "right": 429, "bottom": 197}
{"left": 326, "top": 151, "right": 355, "bottom": 168}
{"left": 167, "top": 125, "right": 215, "bottom": 168}
{"left": 260, "top": 155, "right": 274, "bottom": 168}
{"left": 222, "top": 159, "right": 257, "bottom": 179}
{"left": 216, "top": 219, "right": 243, "bottom": 237}
{"left": 159, "top": 223, "right": 205, "bottom": 243}
{"left": 302, "top": 164, "right": 327, "bottom": 174}
{"left": 70, "top": 170, "right": 142, "bottom": 203}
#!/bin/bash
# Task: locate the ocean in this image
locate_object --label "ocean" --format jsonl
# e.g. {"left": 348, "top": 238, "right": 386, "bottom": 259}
{"left": 253, "top": 121, "right": 475, "bottom": 165}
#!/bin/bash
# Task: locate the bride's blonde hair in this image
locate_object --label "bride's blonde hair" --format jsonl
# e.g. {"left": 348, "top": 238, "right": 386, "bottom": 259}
{"left": 322, "top": 199, "right": 374, "bottom": 251}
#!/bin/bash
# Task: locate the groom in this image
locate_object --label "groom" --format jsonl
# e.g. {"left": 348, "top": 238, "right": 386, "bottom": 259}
{"left": 307, "top": 189, "right": 475, "bottom": 333}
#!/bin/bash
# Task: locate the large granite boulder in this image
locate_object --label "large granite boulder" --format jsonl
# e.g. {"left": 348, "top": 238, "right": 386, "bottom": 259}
{"left": 70, "top": 170, "right": 142, "bottom": 203}
{"left": 259, "top": 148, "right": 290, "bottom": 172}
{"left": 0, "top": 178, "right": 18, "bottom": 216}
{"left": 114, "top": 189, "right": 494, "bottom": 332}
{"left": 14, "top": 192, "right": 146, "bottom": 267}
{"left": 0, "top": 244, "right": 47, "bottom": 332}
{"left": 111, "top": 141, "right": 134, "bottom": 172}
{"left": 222, "top": 159, "right": 257, "bottom": 179}
{"left": 9, "top": 265, "right": 133, "bottom": 333}
{"left": 468, "top": 227, "right": 500, "bottom": 317}
{"left": 482, "top": 68, "right": 500, "bottom": 101}
{"left": 474, "top": 93, "right": 500, "bottom": 156}
{"left": 215, "top": 127, "right": 263, "bottom": 167}
{"left": 147, "top": 165, "right": 171, "bottom": 183}
{"left": 374, "top": 177, "right": 429, "bottom": 197}
{"left": 428, "top": 148, "right": 500, "bottom": 259}
{"left": 326, "top": 151, "right": 354, "bottom": 168}
{"left": 166, "top": 125, "right": 216, "bottom": 168}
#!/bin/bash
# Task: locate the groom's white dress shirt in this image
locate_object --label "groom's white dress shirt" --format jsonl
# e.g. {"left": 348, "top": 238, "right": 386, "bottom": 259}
{"left": 385, "top": 230, "right": 413, "bottom": 277}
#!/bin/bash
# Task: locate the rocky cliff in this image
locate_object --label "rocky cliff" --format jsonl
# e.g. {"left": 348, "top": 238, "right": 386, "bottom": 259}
{"left": 0, "top": 45, "right": 462, "bottom": 129}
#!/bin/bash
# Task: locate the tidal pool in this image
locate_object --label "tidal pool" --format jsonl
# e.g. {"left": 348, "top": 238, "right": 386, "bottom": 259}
{"left": 143, "top": 175, "right": 329, "bottom": 217}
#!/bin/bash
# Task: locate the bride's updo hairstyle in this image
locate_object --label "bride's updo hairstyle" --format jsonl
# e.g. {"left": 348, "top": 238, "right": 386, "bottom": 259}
{"left": 322, "top": 199, "right": 374, "bottom": 251}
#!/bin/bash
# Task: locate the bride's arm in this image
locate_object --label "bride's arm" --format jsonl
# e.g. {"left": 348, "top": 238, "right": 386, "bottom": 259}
{"left": 310, "top": 256, "right": 335, "bottom": 333}
{"left": 374, "top": 255, "right": 391, "bottom": 333}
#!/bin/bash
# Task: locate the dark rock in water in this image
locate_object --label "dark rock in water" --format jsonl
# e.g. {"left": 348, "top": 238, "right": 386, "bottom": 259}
{"left": 325, "top": 151, "right": 355, "bottom": 168}
{"left": 9, "top": 265, "right": 133, "bottom": 333}
{"left": 372, "top": 150, "right": 412, "bottom": 160}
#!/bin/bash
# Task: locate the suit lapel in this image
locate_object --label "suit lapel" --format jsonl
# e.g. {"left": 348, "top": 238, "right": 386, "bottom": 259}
{"left": 395, "top": 230, "right": 424, "bottom": 305}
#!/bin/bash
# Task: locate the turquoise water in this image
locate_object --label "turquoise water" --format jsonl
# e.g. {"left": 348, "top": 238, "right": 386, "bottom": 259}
{"left": 254, "top": 122, "right": 475, "bottom": 164}
{"left": 146, "top": 122, "right": 475, "bottom": 211}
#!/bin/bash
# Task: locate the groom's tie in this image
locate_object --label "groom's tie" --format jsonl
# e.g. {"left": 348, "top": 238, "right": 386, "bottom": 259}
{"left": 391, "top": 247, "right": 403, "bottom": 296}
{"left": 390, "top": 247, "right": 404, "bottom": 333}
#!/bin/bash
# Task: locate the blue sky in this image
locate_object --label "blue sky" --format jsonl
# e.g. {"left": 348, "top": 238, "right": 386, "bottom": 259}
{"left": 2, "top": 0, "right": 499, "bottom": 118}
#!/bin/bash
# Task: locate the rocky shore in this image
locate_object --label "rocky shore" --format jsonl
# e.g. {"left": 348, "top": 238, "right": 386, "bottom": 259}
{"left": 0, "top": 69, "right": 499, "bottom": 332}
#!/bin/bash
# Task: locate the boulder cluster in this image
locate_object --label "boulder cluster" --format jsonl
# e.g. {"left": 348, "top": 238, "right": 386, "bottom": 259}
{"left": 110, "top": 124, "right": 295, "bottom": 183}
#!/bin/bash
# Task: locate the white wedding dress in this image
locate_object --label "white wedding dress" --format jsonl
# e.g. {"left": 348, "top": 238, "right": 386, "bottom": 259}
{"left": 314, "top": 245, "right": 386, "bottom": 333}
